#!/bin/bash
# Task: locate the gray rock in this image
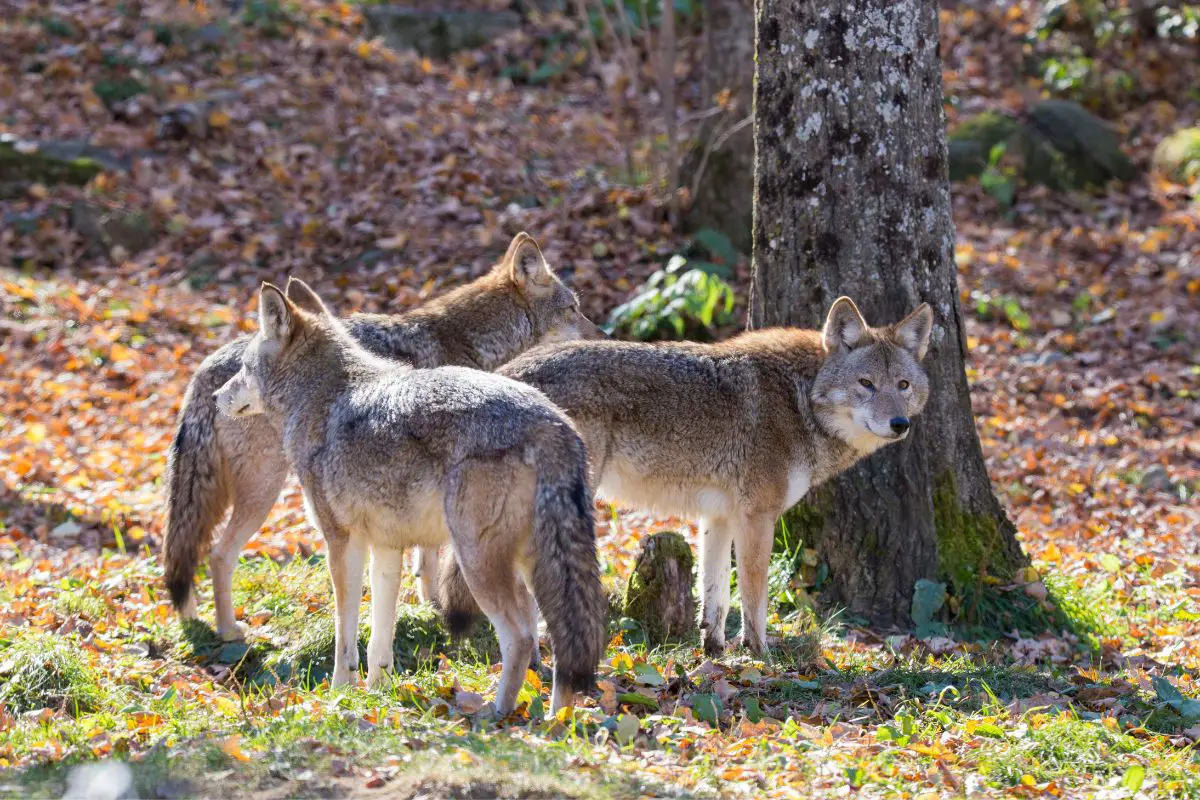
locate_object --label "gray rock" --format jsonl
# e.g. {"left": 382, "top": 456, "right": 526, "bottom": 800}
{"left": 70, "top": 202, "right": 158, "bottom": 258}
{"left": 1140, "top": 464, "right": 1175, "bottom": 494}
{"left": 1016, "top": 351, "right": 1066, "bottom": 367}
{"left": 0, "top": 135, "right": 127, "bottom": 198}
{"left": 947, "top": 101, "right": 1137, "bottom": 190}
{"left": 362, "top": 7, "right": 521, "bottom": 60}
{"left": 1049, "top": 309, "right": 1073, "bottom": 328}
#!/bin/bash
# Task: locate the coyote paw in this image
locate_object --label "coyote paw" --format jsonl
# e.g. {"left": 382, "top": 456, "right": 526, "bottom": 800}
{"left": 702, "top": 633, "right": 726, "bottom": 658}
{"left": 474, "top": 702, "right": 501, "bottom": 722}
{"left": 726, "top": 633, "right": 777, "bottom": 655}
{"left": 365, "top": 667, "right": 393, "bottom": 690}
{"left": 218, "top": 621, "right": 247, "bottom": 642}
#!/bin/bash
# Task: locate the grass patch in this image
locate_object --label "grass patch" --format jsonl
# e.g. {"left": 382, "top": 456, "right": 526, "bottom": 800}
{"left": 0, "top": 633, "right": 104, "bottom": 716}
{"left": 977, "top": 713, "right": 1143, "bottom": 786}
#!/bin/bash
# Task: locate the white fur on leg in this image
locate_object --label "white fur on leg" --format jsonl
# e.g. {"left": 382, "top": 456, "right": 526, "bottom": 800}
{"left": 490, "top": 590, "right": 537, "bottom": 717}
{"left": 732, "top": 513, "right": 775, "bottom": 655}
{"left": 698, "top": 516, "right": 734, "bottom": 655}
{"left": 210, "top": 548, "right": 247, "bottom": 642}
{"left": 329, "top": 537, "right": 367, "bottom": 688}
{"left": 366, "top": 546, "right": 404, "bottom": 688}
{"left": 414, "top": 546, "right": 439, "bottom": 605}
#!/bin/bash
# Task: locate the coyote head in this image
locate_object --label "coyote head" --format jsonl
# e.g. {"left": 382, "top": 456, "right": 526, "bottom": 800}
{"left": 812, "top": 297, "right": 934, "bottom": 451}
{"left": 504, "top": 232, "right": 604, "bottom": 344}
{"left": 213, "top": 278, "right": 331, "bottom": 420}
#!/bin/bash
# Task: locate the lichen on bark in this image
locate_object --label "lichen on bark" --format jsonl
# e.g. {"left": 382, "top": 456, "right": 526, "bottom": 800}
{"left": 752, "top": 0, "right": 1027, "bottom": 628}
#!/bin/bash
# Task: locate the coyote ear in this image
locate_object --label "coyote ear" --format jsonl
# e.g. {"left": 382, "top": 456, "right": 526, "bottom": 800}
{"left": 259, "top": 283, "right": 292, "bottom": 342}
{"left": 285, "top": 277, "right": 328, "bottom": 317}
{"left": 505, "top": 232, "right": 554, "bottom": 290}
{"left": 893, "top": 302, "right": 933, "bottom": 361}
{"left": 822, "top": 296, "right": 868, "bottom": 353}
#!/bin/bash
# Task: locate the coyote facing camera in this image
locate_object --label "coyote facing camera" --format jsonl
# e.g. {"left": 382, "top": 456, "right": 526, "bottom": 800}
{"left": 212, "top": 279, "right": 606, "bottom": 716}
{"left": 443, "top": 296, "right": 935, "bottom": 657}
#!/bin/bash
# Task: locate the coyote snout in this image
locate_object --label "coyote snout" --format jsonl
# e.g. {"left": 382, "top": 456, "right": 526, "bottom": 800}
{"left": 212, "top": 365, "right": 263, "bottom": 419}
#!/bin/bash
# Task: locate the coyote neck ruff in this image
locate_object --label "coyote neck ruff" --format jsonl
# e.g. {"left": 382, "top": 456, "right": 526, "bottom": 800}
{"left": 491, "top": 296, "right": 935, "bottom": 657}
{"left": 213, "top": 279, "right": 605, "bottom": 717}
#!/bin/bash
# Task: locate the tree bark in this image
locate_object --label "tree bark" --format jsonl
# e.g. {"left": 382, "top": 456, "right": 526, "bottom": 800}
{"left": 751, "top": 0, "right": 1025, "bottom": 627}
{"left": 680, "top": 0, "right": 754, "bottom": 252}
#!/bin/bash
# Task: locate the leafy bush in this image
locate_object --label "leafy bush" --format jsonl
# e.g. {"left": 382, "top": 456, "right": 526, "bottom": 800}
{"left": 606, "top": 254, "right": 735, "bottom": 341}
{"left": 971, "top": 290, "right": 1031, "bottom": 332}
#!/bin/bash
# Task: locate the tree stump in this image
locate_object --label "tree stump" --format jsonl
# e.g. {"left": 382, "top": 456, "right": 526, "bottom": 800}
{"left": 623, "top": 531, "right": 697, "bottom": 646}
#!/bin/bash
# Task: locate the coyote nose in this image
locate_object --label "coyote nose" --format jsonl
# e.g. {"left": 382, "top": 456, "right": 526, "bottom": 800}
{"left": 890, "top": 417, "right": 910, "bottom": 436}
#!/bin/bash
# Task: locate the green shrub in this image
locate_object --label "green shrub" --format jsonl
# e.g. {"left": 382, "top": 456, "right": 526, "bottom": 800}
{"left": 606, "top": 255, "right": 735, "bottom": 341}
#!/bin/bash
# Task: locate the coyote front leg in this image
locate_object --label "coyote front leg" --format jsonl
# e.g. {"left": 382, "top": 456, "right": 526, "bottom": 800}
{"left": 326, "top": 533, "right": 367, "bottom": 687}
{"left": 698, "top": 516, "right": 734, "bottom": 657}
{"left": 367, "top": 546, "right": 404, "bottom": 688}
{"left": 733, "top": 512, "right": 776, "bottom": 656}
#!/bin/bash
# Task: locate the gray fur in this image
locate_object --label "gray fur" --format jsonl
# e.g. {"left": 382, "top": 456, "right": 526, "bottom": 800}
{"left": 213, "top": 282, "right": 604, "bottom": 716}
{"left": 162, "top": 233, "right": 598, "bottom": 640}
{"left": 444, "top": 298, "right": 934, "bottom": 656}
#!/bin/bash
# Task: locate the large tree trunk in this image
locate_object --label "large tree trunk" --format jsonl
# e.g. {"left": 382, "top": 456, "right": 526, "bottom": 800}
{"left": 679, "top": 0, "right": 754, "bottom": 252}
{"left": 751, "top": 0, "right": 1025, "bottom": 627}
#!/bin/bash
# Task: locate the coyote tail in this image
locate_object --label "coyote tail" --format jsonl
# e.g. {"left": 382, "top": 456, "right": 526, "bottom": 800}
{"left": 162, "top": 373, "right": 230, "bottom": 611}
{"left": 529, "top": 431, "right": 605, "bottom": 693}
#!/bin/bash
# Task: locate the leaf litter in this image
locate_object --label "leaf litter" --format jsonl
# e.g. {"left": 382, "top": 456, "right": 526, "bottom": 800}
{"left": 0, "top": 0, "right": 1198, "bottom": 797}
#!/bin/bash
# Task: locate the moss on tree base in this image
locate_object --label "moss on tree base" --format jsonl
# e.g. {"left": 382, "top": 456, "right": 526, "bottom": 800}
{"left": 623, "top": 531, "right": 697, "bottom": 646}
{"left": 933, "top": 470, "right": 1022, "bottom": 593}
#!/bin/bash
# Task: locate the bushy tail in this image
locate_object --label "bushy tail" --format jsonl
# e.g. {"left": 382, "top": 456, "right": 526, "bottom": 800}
{"left": 438, "top": 549, "right": 482, "bottom": 636}
{"left": 530, "top": 431, "right": 606, "bottom": 694}
{"left": 162, "top": 354, "right": 235, "bottom": 612}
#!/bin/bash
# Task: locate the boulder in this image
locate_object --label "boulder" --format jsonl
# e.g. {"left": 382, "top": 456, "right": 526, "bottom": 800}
{"left": 1022, "top": 99, "right": 1136, "bottom": 190}
{"left": 623, "top": 531, "right": 697, "bottom": 646}
{"left": 947, "top": 111, "right": 1019, "bottom": 181}
{"left": 362, "top": 7, "right": 521, "bottom": 60}
{"left": 0, "top": 135, "right": 127, "bottom": 198}
{"left": 947, "top": 101, "right": 1136, "bottom": 190}
{"left": 70, "top": 202, "right": 158, "bottom": 258}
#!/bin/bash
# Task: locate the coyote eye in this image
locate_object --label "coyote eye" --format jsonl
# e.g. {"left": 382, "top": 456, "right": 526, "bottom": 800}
{"left": 858, "top": 378, "right": 874, "bottom": 390}
{"left": 898, "top": 380, "right": 910, "bottom": 390}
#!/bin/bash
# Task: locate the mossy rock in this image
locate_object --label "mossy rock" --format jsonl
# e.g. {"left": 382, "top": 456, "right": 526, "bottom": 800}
{"left": 362, "top": 7, "right": 521, "bottom": 60}
{"left": 1153, "top": 127, "right": 1200, "bottom": 185}
{"left": 0, "top": 136, "right": 108, "bottom": 198}
{"left": 947, "top": 101, "right": 1135, "bottom": 190}
{"left": 1022, "top": 100, "right": 1136, "bottom": 190}
{"left": 948, "top": 111, "right": 1020, "bottom": 181}
{"left": 623, "top": 531, "right": 697, "bottom": 646}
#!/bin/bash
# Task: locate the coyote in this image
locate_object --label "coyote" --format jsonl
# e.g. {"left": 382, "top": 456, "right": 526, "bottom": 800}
{"left": 212, "top": 279, "right": 606, "bottom": 715}
{"left": 442, "top": 297, "right": 933, "bottom": 656}
{"left": 163, "top": 233, "right": 598, "bottom": 641}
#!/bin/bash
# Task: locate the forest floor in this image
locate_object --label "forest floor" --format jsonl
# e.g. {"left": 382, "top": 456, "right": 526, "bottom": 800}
{"left": 1, "top": 0, "right": 1199, "bottom": 797}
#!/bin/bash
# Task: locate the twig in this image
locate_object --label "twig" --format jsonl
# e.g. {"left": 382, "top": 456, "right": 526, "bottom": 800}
{"left": 571, "top": 0, "right": 602, "bottom": 74}
{"left": 658, "top": 0, "right": 680, "bottom": 225}
{"left": 687, "top": 113, "right": 753, "bottom": 206}
{"left": 611, "top": 0, "right": 655, "bottom": 186}
{"left": 587, "top": 0, "right": 638, "bottom": 181}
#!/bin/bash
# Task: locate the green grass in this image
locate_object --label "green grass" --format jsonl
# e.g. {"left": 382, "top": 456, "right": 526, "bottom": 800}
{"left": 0, "top": 633, "right": 105, "bottom": 717}
{"left": 5, "top": 548, "right": 1200, "bottom": 797}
